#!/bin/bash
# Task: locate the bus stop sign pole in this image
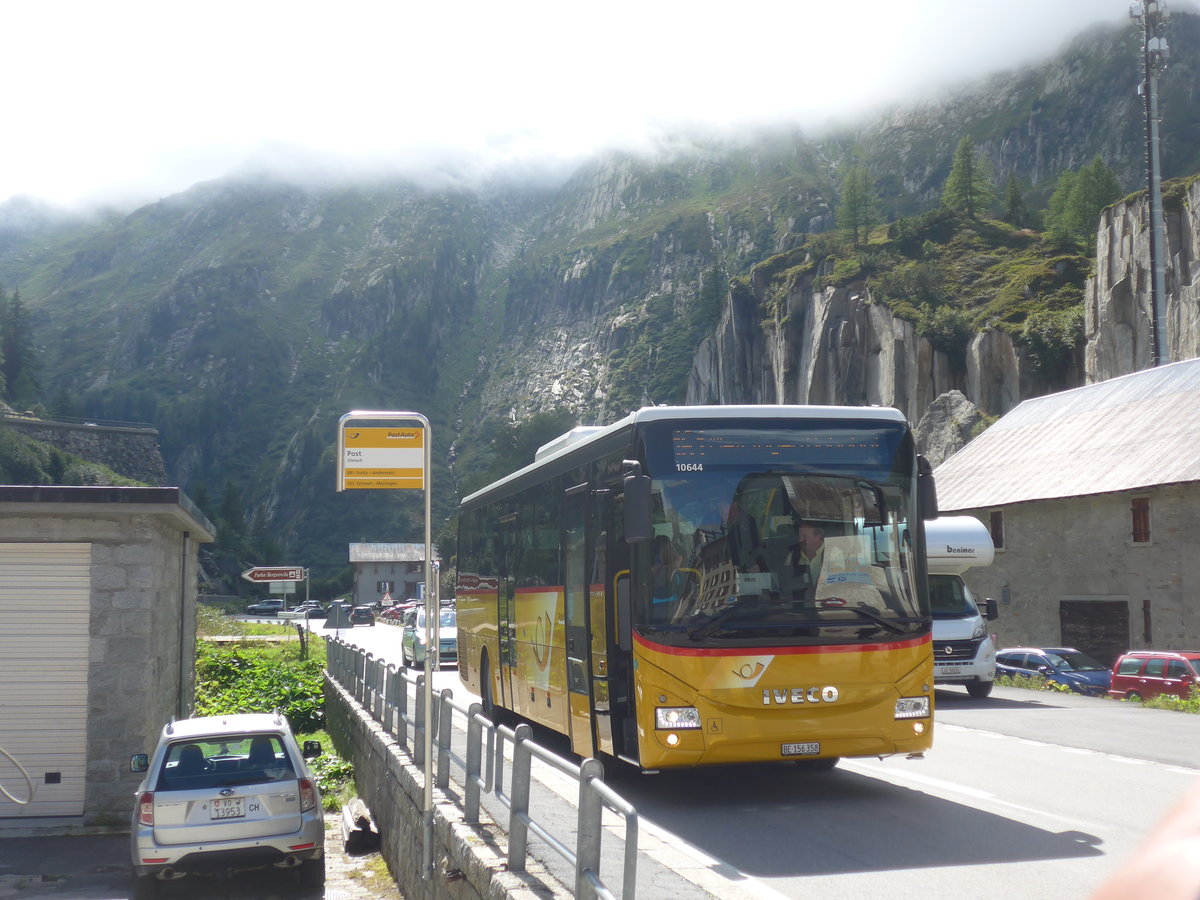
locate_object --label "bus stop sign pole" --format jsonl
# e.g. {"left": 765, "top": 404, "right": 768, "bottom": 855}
{"left": 336, "top": 410, "right": 435, "bottom": 880}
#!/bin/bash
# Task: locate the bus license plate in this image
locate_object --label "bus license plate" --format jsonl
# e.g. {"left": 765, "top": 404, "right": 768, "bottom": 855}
{"left": 781, "top": 742, "right": 820, "bottom": 757}
{"left": 210, "top": 798, "right": 245, "bottom": 820}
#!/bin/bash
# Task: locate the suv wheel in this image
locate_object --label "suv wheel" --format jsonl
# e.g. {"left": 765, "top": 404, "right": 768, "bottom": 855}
{"left": 298, "top": 858, "right": 325, "bottom": 891}
{"left": 132, "top": 874, "right": 159, "bottom": 899}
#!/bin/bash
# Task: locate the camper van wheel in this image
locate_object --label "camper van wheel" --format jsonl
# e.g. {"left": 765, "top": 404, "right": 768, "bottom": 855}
{"left": 966, "top": 681, "right": 993, "bottom": 699}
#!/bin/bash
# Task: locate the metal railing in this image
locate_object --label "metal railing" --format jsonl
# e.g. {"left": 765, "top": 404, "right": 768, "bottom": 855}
{"left": 326, "top": 638, "right": 639, "bottom": 899}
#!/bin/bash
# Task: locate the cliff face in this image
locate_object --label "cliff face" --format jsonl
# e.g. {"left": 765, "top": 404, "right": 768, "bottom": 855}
{"left": 1086, "top": 179, "right": 1200, "bottom": 378}
{"left": 686, "top": 271, "right": 1040, "bottom": 424}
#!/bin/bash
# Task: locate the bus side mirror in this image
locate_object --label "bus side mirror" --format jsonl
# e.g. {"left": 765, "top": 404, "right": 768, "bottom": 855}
{"left": 623, "top": 459, "right": 651, "bottom": 544}
{"left": 918, "top": 455, "right": 939, "bottom": 520}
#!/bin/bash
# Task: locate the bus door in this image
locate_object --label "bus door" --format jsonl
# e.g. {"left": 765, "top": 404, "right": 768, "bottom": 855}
{"left": 563, "top": 483, "right": 600, "bottom": 758}
{"left": 496, "top": 512, "right": 520, "bottom": 714}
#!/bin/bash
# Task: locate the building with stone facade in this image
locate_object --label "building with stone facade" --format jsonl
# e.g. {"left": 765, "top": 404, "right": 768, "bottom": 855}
{"left": 0, "top": 486, "right": 214, "bottom": 827}
{"left": 349, "top": 543, "right": 433, "bottom": 607}
{"left": 933, "top": 359, "right": 1200, "bottom": 666}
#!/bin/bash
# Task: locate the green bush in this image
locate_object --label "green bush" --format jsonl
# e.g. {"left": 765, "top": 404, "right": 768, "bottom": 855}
{"left": 194, "top": 639, "right": 327, "bottom": 732}
{"left": 993, "top": 673, "right": 1071, "bottom": 693}
{"left": 1134, "top": 685, "right": 1200, "bottom": 714}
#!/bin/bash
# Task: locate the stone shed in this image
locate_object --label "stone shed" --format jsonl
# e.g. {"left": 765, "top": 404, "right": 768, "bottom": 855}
{"left": 0, "top": 485, "right": 214, "bottom": 828}
{"left": 933, "top": 359, "right": 1200, "bottom": 666}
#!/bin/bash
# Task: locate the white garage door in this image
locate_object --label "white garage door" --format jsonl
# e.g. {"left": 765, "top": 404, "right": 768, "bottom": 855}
{"left": 0, "top": 543, "right": 91, "bottom": 818}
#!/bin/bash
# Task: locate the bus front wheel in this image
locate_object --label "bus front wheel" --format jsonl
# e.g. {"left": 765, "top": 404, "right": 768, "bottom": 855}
{"left": 794, "top": 756, "right": 840, "bottom": 771}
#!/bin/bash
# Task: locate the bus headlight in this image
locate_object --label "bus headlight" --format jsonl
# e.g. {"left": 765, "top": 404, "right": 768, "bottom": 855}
{"left": 894, "top": 697, "right": 930, "bottom": 719}
{"left": 655, "top": 707, "right": 701, "bottom": 730}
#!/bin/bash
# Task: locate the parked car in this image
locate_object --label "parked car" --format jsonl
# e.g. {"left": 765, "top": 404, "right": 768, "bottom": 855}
{"left": 245, "top": 599, "right": 284, "bottom": 616}
{"left": 348, "top": 606, "right": 375, "bottom": 626}
{"left": 1107, "top": 650, "right": 1200, "bottom": 701}
{"left": 401, "top": 607, "right": 458, "bottom": 667}
{"left": 995, "top": 647, "right": 1113, "bottom": 695}
{"left": 129, "top": 712, "right": 324, "bottom": 897}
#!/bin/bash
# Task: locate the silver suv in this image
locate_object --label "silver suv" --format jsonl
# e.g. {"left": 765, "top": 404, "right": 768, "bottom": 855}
{"left": 129, "top": 712, "right": 324, "bottom": 896}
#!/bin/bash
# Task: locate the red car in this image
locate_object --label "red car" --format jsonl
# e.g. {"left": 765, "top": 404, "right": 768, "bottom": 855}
{"left": 1107, "top": 651, "right": 1200, "bottom": 701}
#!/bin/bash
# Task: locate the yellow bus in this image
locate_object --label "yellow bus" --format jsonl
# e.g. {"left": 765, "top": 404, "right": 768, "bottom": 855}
{"left": 456, "top": 405, "right": 938, "bottom": 771}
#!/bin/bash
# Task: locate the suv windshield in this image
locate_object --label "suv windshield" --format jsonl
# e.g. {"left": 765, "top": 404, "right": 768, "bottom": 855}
{"left": 1045, "top": 650, "right": 1108, "bottom": 672}
{"left": 157, "top": 734, "right": 295, "bottom": 791}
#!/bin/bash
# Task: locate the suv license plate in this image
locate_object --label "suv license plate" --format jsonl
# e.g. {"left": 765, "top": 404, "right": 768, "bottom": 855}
{"left": 782, "top": 742, "right": 820, "bottom": 757}
{"left": 210, "top": 798, "right": 245, "bottom": 820}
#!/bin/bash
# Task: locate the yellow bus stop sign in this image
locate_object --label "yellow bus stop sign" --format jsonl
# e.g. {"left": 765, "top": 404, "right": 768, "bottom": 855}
{"left": 340, "top": 426, "right": 425, "bottom": 490}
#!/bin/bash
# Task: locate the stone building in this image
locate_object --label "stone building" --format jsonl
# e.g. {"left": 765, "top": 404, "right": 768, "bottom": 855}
{"left": 0, "top": 486, "right": 214, "bottom": 827}
{"left": 349, "top": 543, "right": 433, "bottom": 606}
{"left": 933, "top": 359, "right": 1200, "bottom": 666}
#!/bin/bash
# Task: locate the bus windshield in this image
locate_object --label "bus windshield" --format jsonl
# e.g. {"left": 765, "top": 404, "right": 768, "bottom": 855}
{"left": 639, "top": 423, "right": 924, "bottom": 647}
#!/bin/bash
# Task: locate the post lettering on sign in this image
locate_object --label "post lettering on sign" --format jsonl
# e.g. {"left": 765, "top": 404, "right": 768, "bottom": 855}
{"left": 340, "top": 427, "right": 425, "bottom": 490}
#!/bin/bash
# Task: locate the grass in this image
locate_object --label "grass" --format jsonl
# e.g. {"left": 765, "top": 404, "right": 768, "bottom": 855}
{"left": 994, "top": 672, "right": 1200, "bottom": 713}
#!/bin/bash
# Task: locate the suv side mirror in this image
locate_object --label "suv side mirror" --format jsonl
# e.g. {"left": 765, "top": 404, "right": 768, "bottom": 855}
{"left": 302, "top": 740, "right": 323, "bottom": 759}
{"left": 130, "top": 753, "right": 149, "bottom": 773}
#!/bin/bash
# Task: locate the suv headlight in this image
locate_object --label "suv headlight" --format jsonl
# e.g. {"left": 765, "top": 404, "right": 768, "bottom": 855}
{"left": 895, "top": 697, "right": 930, "bottom": 719}
{"left": 655, "top": 706, "right": 701, "bottom": 730}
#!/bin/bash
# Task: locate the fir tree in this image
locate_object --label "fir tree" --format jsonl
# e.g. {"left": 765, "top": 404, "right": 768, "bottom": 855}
{"left": 836, "top": 164, "right": 878, "bottom": 247}
{"left": 1046, "top": 157, "right": 1122, "bottom": 244}
{"left": 941, "top": 136, "right": 994, "bottom": 219}
{"left": 1002, "top": 175, "right": 1031, "bottom": 228}
{"left": 1, "top": 290, "right": 36, "bottom": 407}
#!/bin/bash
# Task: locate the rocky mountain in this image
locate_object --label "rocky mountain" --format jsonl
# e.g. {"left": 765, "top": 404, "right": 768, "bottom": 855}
{"left": 1, "top": 14, "right": 1198, "bottom": 584}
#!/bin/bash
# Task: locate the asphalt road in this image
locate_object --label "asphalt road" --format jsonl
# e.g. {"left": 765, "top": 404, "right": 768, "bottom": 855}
{"left": 16, "top": 618, "right": 1194, "bottom": 899}
{"left": 328, "top": 622, "right": 1200, "bottom": 899}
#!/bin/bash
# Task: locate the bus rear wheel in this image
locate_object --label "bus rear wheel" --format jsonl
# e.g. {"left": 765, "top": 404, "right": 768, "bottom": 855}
{"left": 480, "top": 652, "right": 496, "bottom": 721}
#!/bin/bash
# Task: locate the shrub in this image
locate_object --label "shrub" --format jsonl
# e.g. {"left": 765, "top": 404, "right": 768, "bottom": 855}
{"left": 194, "top": 638, "right": 327, "bottom": 733}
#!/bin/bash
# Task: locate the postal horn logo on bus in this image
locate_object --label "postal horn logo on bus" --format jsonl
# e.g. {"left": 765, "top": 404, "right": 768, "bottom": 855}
{"left": 762, "top": 686, "right": 840, "bottom": 705}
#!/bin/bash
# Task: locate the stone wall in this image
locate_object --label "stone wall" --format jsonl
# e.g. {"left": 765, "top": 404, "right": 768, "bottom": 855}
{"left": 323, "top": 675, "right": 568, "bottom": 900}
{"left": 948, "top": 483, "right": 1200, "bottom": 664}
{"left": 0, "top": 417, "right": 167, "bottom": 485}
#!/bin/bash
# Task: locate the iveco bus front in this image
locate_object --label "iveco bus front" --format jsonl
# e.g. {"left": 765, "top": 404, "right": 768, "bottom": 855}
{"left": 456, "top": 405, "right": 938, "bottom": 771}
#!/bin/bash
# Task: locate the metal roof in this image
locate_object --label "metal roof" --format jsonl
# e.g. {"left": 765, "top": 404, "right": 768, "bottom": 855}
{"left": 934, "top": 358, "right": 1200, "bottom": 511}
{"left": 348, "top": 543, "right": 430, "bottom": 563}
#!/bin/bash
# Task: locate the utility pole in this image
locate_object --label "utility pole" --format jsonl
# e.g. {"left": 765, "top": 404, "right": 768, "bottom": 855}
{"left": 1131, "top": 1, "right": 1171, "bottom": 367}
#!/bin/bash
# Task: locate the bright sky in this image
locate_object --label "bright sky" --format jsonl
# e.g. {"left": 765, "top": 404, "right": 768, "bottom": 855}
{"left": 0, "top": 0, "right": 1147, "bottom": 209}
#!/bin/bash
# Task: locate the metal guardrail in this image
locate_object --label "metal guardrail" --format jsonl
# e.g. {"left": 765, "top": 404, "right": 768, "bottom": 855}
{"left": 326, "top": 638, "right": 639, "bottom": 899}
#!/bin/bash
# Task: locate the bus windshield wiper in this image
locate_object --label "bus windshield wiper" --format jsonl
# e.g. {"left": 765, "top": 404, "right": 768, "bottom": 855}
{"left": 687, "top": 603, "right": 758, "bottom": 640}
{"left": 846, "top": 603, "right": 924, "bottom": 635}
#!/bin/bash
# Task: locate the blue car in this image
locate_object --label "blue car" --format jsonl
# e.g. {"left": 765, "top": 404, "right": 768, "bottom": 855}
{"left": 995, "top": 647, "right": 1113, "bottom": 695}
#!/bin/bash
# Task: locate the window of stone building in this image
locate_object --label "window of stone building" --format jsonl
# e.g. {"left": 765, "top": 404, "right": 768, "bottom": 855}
{"left": 1131, "top": 497, "right": 1151, "bottom": 543}
{"left": 989, "top": 510, "right": 1004, "bottom": 550}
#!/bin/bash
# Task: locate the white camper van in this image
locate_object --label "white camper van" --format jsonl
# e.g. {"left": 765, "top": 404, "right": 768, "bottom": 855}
{"left": 925, "top": 516, "right": 998, "bottom": 698}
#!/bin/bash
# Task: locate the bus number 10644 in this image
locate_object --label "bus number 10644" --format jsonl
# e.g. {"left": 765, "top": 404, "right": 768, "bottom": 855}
{"left": 675, "top": 463, "right": 704, "bottom": 472}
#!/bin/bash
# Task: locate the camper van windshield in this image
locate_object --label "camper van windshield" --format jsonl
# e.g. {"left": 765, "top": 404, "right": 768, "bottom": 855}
{"left": 929, "top": 574, "right": 977, "bottom": 618}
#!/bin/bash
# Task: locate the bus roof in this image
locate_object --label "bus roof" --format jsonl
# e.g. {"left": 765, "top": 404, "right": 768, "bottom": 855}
{"left": 461, "top": 404, "right": 909, "bottom": 507}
